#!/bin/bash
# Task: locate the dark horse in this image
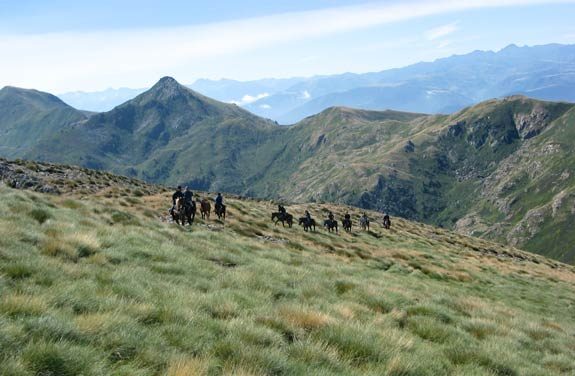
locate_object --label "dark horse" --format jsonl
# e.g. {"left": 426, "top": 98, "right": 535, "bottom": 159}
{"left": 298, "top": 217, "right": 316, "bottom": 232}
{"left": 215, "top": 203, "right": 226, "bottom": 220}
{"left": 172, "top": 198, "right": 195, "bottom": 226}
{"left": 200, "top": 199, "right": 211, "bottom": 220}
{"left": 342, "top": 218, "right": 352, "bottom": 232}
{"left": 323, "top": 219, "right": 338, "bottom": 233}
{"left": 272, "top": 212, "right": 293, "bottom": 228}
{"left": 383, "top": 215, "right": 391, "bottom": 229}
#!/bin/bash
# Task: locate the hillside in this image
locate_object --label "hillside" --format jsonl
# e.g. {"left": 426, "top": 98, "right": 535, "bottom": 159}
{"left": 27, "top": 77, "right": 280, "bottom": 192}
{"left": 0, "top": 160, "right": 574, "bottom": 375}
{"left": 2, "top": 79, "right": 575, "bottom": 263}
{"left": 0, "top": 86, "right": 87, "bottom": 158}
{"left": 246, "top": 98, "right": 575, "bottom": 263}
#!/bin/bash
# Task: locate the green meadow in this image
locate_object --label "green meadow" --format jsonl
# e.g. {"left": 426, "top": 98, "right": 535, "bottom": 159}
{"left": 0, "top": 182, "right": 574, "bottom": 375}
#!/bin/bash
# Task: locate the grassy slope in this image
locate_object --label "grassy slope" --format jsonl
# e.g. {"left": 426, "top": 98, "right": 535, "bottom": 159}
{"left": 0, "top": 87, "right": 87, "bottom": 158}
{"left": 1, "top": 165, "right": 574, "bottom": 375}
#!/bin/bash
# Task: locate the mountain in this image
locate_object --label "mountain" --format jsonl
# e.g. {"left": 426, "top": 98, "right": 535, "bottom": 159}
{"left": 1, "top": 159, "right": 574, "bottom": 375}
{"left": 58, "top": 87, "right": 147, "bottom": 112}
{"left": 57, "top": 44, "right": 575, "bottom": 123}
{"left": 0, "top": 86, "right": 87, "bottom": 158}
{"left": 251, "top": 43, "right": 575, "bottom": 123}
{"left": 28, "top": 77, "right": 279, "bottom": 192}
{"left": 252, "top": 97, "right": 575, "bottom": 263}
{"left": 2, "top": 78, "right": 575, "bottom": 263}
{"left": 61, "top": 44, "right": 575, "bottom": 124}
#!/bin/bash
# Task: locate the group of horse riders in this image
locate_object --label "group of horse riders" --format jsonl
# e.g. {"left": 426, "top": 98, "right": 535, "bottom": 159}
{"left": 274, "top": 204, "right": 392, "bottom": 233}
{"left": 170, "top": 186, "right": 226, "bottom": 225}
{"left": 170, "top": 185, "right": 392, "bottom": 232}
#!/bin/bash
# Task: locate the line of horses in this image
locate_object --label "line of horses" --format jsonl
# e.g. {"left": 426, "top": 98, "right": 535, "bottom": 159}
{"left": 272, "top": 211, "right": 391, "bottom": 234}
{"left": 171, "top": 197, "right": 226, "bottom": 225}
{"left": 171, "top": 196, "right": 392, "bottom": 234}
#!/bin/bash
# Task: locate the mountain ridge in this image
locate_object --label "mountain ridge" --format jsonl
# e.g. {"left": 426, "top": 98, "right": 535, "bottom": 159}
{"left": 2, "top": 78, "right": 575, "bottom": 263}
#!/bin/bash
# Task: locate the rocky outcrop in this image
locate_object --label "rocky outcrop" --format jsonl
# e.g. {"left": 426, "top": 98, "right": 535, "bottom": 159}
{"left": 513, "top": 106, "right": 550, "bottom": 139}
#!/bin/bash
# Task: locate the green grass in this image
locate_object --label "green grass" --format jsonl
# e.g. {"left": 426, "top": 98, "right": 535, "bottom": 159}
{"left": 0, "top": 184, "right": 574, "bottom": 375}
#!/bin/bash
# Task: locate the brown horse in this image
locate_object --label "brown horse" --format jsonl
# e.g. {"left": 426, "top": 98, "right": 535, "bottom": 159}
{"left": 200, "top": 198, "right": 211, "bottom": 220}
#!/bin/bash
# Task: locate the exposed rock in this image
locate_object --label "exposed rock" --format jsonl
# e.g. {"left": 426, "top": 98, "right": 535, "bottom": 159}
{"left": 513, "top": 107, "right": 550, "bottom": 139}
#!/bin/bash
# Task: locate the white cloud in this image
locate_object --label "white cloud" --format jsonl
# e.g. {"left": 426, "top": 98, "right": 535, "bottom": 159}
{"left": 1, "top": 0, "right": 574, "bottom": 91}
{"left": 259, "top": 104, "right": 272, "bottom": 109}
{"left": 300, "top": 90, "right": 311, "bottom": 99}
{"left": 230, "top": 93, "right": 269, "bottom": 106}
{"left": 437, "top": 39, "right": 453, "bottom": 48}
{"left": 426, "top": 22, "right": 459, "bottom": 40}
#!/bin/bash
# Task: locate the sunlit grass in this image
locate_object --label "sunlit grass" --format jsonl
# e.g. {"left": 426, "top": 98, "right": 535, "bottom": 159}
{"left": 0, "top": 184, "right": 574, "bottom": 375}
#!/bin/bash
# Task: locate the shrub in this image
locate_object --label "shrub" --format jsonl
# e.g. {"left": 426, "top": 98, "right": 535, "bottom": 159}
{"left": 29, "top": 209, "right": 51, "bottom": 224}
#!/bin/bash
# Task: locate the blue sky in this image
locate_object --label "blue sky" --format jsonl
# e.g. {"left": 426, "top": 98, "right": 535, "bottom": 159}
{"left": 1, "top": 0, "right": 574, "bottom": 92}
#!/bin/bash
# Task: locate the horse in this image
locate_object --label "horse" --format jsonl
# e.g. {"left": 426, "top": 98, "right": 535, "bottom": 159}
{"left": 359, "top": 216, "right": 370, "bottom": 231}
{"left": 172, "top": 198, "right": 195, "bottom": 226}
{"left": 342, "top": 218, "right": 352, "bottom": 232}
{"left": 215, "top": 203, "right": 226, "bottom": 220}
{"left": 272, "top": 212, "right": 293, "bottom": 228}
{"left": 323, "top": 219, "right": 338, "bottom": 233}
{"left": 298, "top": 217, "right": 316, "bottom": 232}
{"left": 383, "top": 215, "right": 391, "bottom": 230}
{"left": 200, "top": 199, "right": 211, "bottom": 220}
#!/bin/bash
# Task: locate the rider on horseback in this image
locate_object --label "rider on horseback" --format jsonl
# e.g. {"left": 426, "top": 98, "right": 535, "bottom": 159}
{"left": 305, "top": 210, "right": 312, "bottom": 221}
{"left": 183, "top": 187, "right": 193, "bottom": 208}
{"left": 215, "top": 193, "right": 224, "bottom": 211}
{"left": 328, "top": 211, "right": 334, "bottom": 221}
{"left": 171, "top": 186, "right": 184, "bottom": 214}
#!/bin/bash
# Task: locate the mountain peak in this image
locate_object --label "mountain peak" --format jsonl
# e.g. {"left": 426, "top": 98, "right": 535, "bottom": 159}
{"left": 156, "top": 76, "right": 179, "bottom": 86}
{"left": 150, "top": 76, "right": 184, "bottom": 93}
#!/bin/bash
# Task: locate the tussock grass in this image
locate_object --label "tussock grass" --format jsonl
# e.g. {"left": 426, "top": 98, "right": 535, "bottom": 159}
{"left": 0, "top": 185, "right": 574, "bottom": 375}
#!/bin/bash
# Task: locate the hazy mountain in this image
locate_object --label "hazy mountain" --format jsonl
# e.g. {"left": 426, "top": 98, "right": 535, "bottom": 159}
{"left": 55, "top": 44, "right": 575, "bottom": 124}
{"left": 251, "top": 43, "right": 575, "bottom": 123}
{"left": 59, "top": 87, "right": 147, "bottom": 112}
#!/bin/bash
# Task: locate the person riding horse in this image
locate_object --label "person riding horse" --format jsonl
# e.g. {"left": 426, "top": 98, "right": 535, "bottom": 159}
{"left": 342, "top": 213, "right": 352, "bottom": 232}
{"left": 383, "top": 213, "right": 391, "bottom": 229}
{"left": 360, "top": 213, "right": 370, "bottom": 231}
{"left": 183, "top": 187, "right": 194, "bottom": 209}
{"left": 324, "top": 211, "right": 338, "bottom": 233}
{"left": 214, "top": 193, "right": 226, "bottom": 219}
{"left": 272, "top": 204, "right": 293, "bottom": 227}
{"left": 215, "top": 193, "right": 224, "bottom": 211}
{"left": 170, "top": 186, "right": 184, "bottom": 215}
{"left": 299, "top": 210, "right": 316, "bottom": 231}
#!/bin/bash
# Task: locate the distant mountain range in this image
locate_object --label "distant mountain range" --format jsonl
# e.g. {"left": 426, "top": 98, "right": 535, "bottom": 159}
{"left": 1, "top": 76, "right": 575, "bottom": 263}
{"left": 58, "top": 43, "right": 575, "bottom": 123}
